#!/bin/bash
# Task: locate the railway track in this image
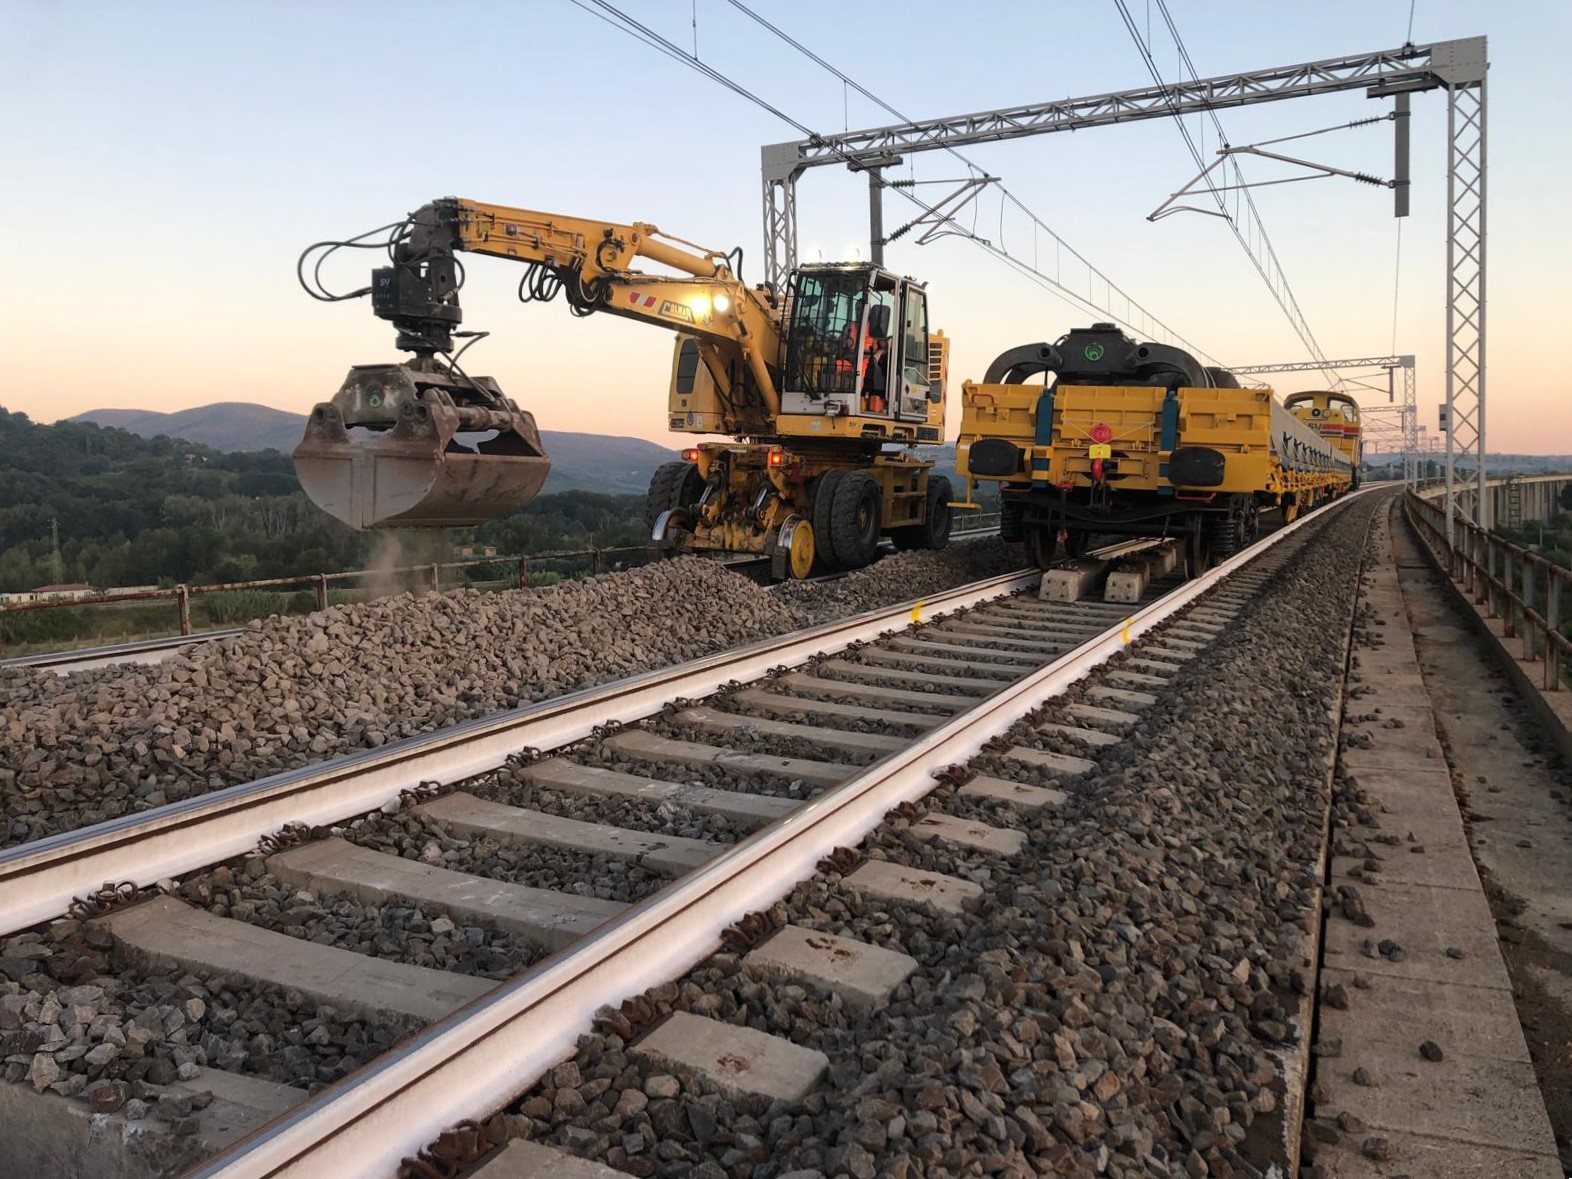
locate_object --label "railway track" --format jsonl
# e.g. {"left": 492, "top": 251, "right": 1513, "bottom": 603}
{"left": 0, "top": 537, "right": 1130, "bottom": 939}
{"left": 0, "top": 503, "right": 1372, "bottom": 1178}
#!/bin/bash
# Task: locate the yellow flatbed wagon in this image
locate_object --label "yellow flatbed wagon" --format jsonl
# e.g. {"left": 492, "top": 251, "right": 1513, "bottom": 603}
{"left": 957, "top": 324, "right": 1353, "bottom": 573}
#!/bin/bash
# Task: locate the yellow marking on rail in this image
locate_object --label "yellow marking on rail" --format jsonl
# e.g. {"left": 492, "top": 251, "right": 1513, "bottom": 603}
{"left": 1122, "top": 618, "right": 1132, "bottom": 644}
{"left": 911, "top": 601, "right": 925, "bottom": 624}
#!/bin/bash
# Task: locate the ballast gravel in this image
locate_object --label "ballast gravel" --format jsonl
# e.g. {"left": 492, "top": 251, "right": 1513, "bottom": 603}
{"left": 172, "top": 866, "right": 544, "bottom": 980}
{"left": 0, "top": 919, "right": 418, "bottom": 1116}
{"left": 776, "top": 538, "right": 1019, "bottom": 620}
{"left": 480, "top": 496, "right": 1383, "bottom": 1179}
{"left": 647, "top": 716, "right": 885, "bottom": 770}
{"left": 347, "top": 806, "right": 673, "bottom": 905}
{"left": 472, "top": 776, "right": 752, "bottom": 846}
{"left": 0, "top": 539, "right": 1021, "bottom": 849}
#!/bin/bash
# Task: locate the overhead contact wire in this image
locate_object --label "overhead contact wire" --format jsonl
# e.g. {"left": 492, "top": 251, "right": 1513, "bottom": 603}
{"left": 569, "top": 0, "right": 1212, "bottom": 360}
{"left": 721, "top": 0, "right": 1214, "bottom": 360}
{"left": 1113, "top": 0, "right": 1339, "bottom": 383}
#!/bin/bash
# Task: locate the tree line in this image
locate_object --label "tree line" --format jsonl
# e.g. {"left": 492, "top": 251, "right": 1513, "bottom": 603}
{"left": 0, "top": 408, "right": 647, "bottom": 593}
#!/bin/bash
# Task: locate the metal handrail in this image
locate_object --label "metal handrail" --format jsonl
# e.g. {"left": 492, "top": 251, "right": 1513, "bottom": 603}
{"left": 0, "top": 544, "right": 652, "bottom": 622}
{"left": 1405, "top": 489, "right": 1568, "bottom": 690}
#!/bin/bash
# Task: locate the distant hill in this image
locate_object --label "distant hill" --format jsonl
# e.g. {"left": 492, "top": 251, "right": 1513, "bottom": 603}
{"left": 532, "top": 432, "right": 678, "bottom": 495}
{"left": 70, "top": 404, "right": 679, "bottom": 495}
{"left": 1366, "top": 452, "right": 1572, "bottom": 475}
{"left": 73, "top": 403, "right": 306, "bottom": 454}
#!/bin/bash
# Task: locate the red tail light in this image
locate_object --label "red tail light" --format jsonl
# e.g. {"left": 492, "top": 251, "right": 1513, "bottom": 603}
{"left": 681, "top": 448, "right": 700, "bottom": 462}
{"left": 767, "top": 450, "right": 785, "bottom": 467}
{"left": 1089, "top": 422, "right": 1113, "bottom": 444}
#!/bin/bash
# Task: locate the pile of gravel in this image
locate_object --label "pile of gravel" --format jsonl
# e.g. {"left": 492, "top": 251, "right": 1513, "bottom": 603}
{"left": 2, "top": 539, "right": 1021, "bottom": 852}
{"left": 0, "top": 560, "right": 805, "bottom": 849}
{"left": 776, "top": 538, "right": 1022, "bottom": 621}
{"left": 483, "top": 496, "right": 1383, "bottom": 1179}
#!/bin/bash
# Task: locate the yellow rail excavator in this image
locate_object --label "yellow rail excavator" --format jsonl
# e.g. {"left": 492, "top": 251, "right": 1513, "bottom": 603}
{"left": 295, "top": 197, "right": 952, "bottom": 578}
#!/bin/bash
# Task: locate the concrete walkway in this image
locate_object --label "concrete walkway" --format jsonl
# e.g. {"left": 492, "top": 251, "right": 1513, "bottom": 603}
{"left": 1313, "top": 502, "right": 1561, "bottom": 1177}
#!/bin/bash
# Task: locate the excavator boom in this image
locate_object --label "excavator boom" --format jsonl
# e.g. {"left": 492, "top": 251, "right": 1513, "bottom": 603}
{"left": 295, "top": 197, "right": 783, "bottom": 530}
{"left": 294, "top": 197, "right": 952, "bottom": 579}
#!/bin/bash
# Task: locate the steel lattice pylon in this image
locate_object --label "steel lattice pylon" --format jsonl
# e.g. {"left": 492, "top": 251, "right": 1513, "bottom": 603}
{"left": 1445, "top": 80, "right": 1487, "bottom": 536}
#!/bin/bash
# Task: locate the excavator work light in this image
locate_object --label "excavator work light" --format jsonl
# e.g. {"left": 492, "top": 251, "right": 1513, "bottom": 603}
{"left": 713, "top": 293, "right": 731, "bottom": 313}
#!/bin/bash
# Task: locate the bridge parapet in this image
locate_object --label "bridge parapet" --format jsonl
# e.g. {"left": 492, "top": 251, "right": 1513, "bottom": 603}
{"left": 1407, "top": 477, "right": 1572, "bottom": 697}
{"left": 1413, "top": 472, "right": 1571, "bottom": 533}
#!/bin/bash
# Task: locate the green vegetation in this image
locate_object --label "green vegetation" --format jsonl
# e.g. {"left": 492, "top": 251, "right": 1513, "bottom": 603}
{"left": 0, "top": 407, "right": 648, "bottom": 595}
{"left": 204, "top": 589, "right": 291, "bottom": 624}
{"left": 1502, "top": 525, "right": 1572, "bottom": 572}
{"left": 1494, "top": 498, "right": 1572, "bottom": 571}
{"left": 471, "top": 491, "right": 650, "bottom": 557}
{"left": 3, "top": 598, "right": 251, "bottom": 650}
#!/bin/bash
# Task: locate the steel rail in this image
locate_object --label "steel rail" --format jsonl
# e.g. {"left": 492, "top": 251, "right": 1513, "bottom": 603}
{"left": 0, "top": 629, "right": 245, "bottom": 674}
{"left": 188, "top": 494, "right": 1368, "bottom": 1179}
{"left": 0, "top": 569, "right": 1040, "bottom": 937}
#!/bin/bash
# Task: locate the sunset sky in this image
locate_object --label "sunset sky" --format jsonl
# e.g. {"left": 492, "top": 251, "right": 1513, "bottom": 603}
{"left": 3, "top": 0, "right": 1566, "bottom": 453}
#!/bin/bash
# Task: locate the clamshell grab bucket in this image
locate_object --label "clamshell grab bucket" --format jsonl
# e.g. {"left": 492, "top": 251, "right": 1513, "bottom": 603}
{"left": 294, "top": 362, "right": 550, "bottom": 530}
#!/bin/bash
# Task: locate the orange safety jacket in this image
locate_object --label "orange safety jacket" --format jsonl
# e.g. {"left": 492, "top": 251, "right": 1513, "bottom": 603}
{"left": 833, "top": 345, "right": 887, "bottom": 412}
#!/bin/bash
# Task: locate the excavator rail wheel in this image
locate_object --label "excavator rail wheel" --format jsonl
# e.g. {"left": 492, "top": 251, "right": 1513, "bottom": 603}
{"left": 771, "top": 516, "right": 816, "bottom": 580}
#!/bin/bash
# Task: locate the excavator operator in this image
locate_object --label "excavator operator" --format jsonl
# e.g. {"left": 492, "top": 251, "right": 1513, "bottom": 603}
{"left": 830, "top": 306, "right": 889, "bottom": 415}
{"left": 862, "top": 323, "right": 889, "bottom": 415}
{"left": 832, "top": 319, "right": 860, "bottom": 395}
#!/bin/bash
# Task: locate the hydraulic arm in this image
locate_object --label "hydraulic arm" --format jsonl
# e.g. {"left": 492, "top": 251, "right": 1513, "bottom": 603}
{"left": 295, "top": 196, "right": 952, "bottom": 579}
{"left": 295, "top": 198, "right": 791, "bottom": 529}
{"left": 373, "top": 199, "right": 783, "bottom": 429}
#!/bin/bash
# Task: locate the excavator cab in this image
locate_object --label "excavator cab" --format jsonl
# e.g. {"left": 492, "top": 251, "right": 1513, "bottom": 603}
{"left": 293, "top": 202, "right": 551, "bottom": 530}
{"left": 779, "top": 264, "right": 941, "bottom": 429}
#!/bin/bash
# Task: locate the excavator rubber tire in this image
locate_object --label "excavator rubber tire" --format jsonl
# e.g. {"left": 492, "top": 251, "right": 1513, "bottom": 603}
{"left": 892, "top": 475, "right": 953, "bottom": 551}
{"left": 646, "top": 461, "right": 703, "bottom": 530}
{"left": 811, "top": 469, "right": 846, "bottom": 570}
{"left": 829, "top": 470, "right": 881, "bottom": 570}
